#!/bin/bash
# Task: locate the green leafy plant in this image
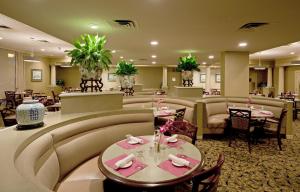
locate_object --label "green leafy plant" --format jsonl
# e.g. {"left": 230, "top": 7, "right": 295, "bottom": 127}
{"left": 176, "top": 54, "right": 200, "bottom": 72}
{"left": 115, "top": 60, "right": 138, "bottom": 76}
{"left": 56, "top": 79, "right": 65, "bottom": 87}
{"left": 66, "top": 34, "right": 112, "bottom": 72}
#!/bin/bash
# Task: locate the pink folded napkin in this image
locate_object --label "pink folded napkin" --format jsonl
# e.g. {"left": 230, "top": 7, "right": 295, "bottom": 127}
{"left": 260, "top": 111, "right": 273, "bottom": 115}
{"left": 162, "top": 137, "right": 186, "bottom": 148}
{"left": 105, "top": 154, "right": 147, "bottom": 177}
{"left": 158, "top": 154, "right": 200, "bottom": 177}
{"left": 116, "top": 137, "right": 149, "bottom": 150}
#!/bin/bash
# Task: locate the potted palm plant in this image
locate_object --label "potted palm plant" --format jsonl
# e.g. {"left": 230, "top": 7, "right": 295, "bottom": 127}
{"left": 66, "top": 34, "right": 112, "bottom": 80}
{"left": 115, "top": 60, "right": 138, "bottom": 89}
{"left": 176, "top": 54, "right": 200, "bottom": 86}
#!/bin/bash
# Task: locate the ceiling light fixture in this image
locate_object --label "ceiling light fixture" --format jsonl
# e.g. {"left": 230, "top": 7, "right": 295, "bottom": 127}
{"left": 202, "top": 62, "right": 207, "bottom": 65}
{"left": 290, "top": 52, "right": 295, "bottom": 55}
{"left": 120, "top": 56, "right": 124, "bottom": 59}
{"left": 150, "top": 41, "right": 159, "bottom": 46}
{"left": 151, "top": 55, "right": 157, "bottom": 58}
{"left": 208, "top": 55, "right": 214, "bottom": 59}
{"left": 239, "top": 42, "right": 248, "bottom": 47}
{"left": 8, "top": 53, "right": 15, "bottom": 58}
{"left": 24, "top": 59, "right": 41, "bottom": 63}
{"left": 254, "top": 52, "right": 266, "bottom": 70}
{"left": 111, "top": 50, "right": 116, "bottom": 53}
{"left": 41, "top": 49, "right": 45, "bottom": 52}
{"left": 152, "top": 61, "right": 156, "bottom": 64}
{"left": 0, "top": 37, "right": 3, "bottom": 40}
{"left": 130, "top": 59, "right": 134, "bottom": 62}
{"left": 90, "top": 24, "right": 98, "bottom": 29}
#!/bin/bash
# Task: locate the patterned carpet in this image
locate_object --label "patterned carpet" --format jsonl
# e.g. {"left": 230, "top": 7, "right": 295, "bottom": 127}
{"left": 196, "top": 121, "right": 300, "bottom": 192}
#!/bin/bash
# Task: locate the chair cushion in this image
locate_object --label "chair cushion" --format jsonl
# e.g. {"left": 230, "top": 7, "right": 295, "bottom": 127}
{"left": 56, "top": 156, "right": 105, "bottom": 192}
{"left": 207, "top": 114, "right": 229, "bottom": 129}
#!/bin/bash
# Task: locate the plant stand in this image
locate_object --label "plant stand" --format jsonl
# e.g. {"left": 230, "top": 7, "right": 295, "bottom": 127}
{"left": 182, "top": 79, "right": 193, "bottom": 87}
{"left": 80, "top": 78, "right": 103, "bottom": 92}
{"left": 120, "top": 87, "right": 134, "bottom": 96}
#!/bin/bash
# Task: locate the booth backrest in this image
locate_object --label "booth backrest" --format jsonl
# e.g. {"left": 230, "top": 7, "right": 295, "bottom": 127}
{"left": 15, "top": 111, "right": 154, "bottom": 191}
{"left": 200, "top": 97, "right": 288, "bottom": 134}
{"left": 123, "top": 97, "right": 197, "bottom": 123}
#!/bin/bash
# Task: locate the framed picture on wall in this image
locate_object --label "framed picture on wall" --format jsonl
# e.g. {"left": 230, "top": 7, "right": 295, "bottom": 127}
{"left": 215, "top": 74, "right": 221, "bottom": 83}
{"left": 107, "top": 73, "right": 117, "bottom": 82}
{"left": 200, "top": 74, "right": 206, "bottom": 83}
{"left": 31, "top": 69, "right": 42, "bottom": 82}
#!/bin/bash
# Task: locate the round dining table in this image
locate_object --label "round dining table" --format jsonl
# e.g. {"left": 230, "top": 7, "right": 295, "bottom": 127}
{"left": 98, "top": 135, "right": 205, "bottom": 190}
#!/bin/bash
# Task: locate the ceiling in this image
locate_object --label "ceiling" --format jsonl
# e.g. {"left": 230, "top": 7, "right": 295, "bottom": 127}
{"left": 0, "top": 13, "right": 73, "bottom": 57}
{"left": 0, "top": 0, "right": 300, "bottom": 65}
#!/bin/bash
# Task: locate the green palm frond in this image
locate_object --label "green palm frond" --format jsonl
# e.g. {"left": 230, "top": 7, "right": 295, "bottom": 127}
{"left": 176, "top": 54, "right": 200, "bottom": 72}
{"left": 66, "top": 34, "right": 112, "bottom": 72}
{"left": 115, "top": 60, "right": 138, "bottom": 76}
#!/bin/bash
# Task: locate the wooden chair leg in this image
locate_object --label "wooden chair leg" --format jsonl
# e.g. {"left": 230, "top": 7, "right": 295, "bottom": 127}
{"left": 247, "top": 133, "right": 252, "bottom": 153}
{"left": 277, "top": 135, "right": 282, "bottom": 151}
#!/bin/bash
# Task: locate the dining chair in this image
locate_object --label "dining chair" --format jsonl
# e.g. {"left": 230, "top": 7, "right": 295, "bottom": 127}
{"left": 228, "top": 108, "right": 255, "bottom": 153}
{"left": 51, "top": 91, "right": 60, "bottom": 103}
{"left": 24, "top": 89, "right": 33, "bottom": 97}
{"left": 5, "top": 91, "right": 16, "bottom": 108}
{"left": 177, "top": 153, "right": 225, "bottom": 192}
{"left": 174, "top": 107, "right": 186, "bottom": 121}
{"left": 167, "top": 120, "right": 198, "bottom": 145}
{"left": 0, "top": 108, "right": 17, "bottom": 127}
{"left": 264, "top": 109, "right": 287, "bottom": 150}
{"left": 293, "top": 101, "right": 300, "bottom": 120}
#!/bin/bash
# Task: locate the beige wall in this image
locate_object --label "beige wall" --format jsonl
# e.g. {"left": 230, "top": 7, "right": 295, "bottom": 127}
{"left": 284, "top": 66, "right": 300, "bottom": 92}
{"left": 0, "top": 48, "right": 16, "bottom": 98}
{"left": 273, "top": 56, "right": 300, "bottom": 94}
{"left": 56, "top": 66, "right": 81, "bottom": 88}
{"left": 135, "top": 67, "right": 163, "bottom": 89}
{"left": 25, "top": 58, "right": 51, "bottom": 95}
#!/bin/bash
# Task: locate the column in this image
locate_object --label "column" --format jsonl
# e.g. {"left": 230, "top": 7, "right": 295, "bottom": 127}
{"left": 267, "top": 67, "right": 273, "bottom": 87}
{"left": 205, "top": 67, "right": 211, "bottom": 93}
{"left": 221, "top": 51, "right": 249, "bottom": 97}
{"left": 162, "top": 67, "right": 168, "bottom": 89}
{"left": 50, "top": 65, "right": 56, "bottom": 86}
{"left": 278, "top": 66, "right": 285, "bottom": 95}
{"left": 193, "top": 71, "right": 201, "bottom": 87}
{"left": 15, "top": 52, "right": 25, "bottom": 91}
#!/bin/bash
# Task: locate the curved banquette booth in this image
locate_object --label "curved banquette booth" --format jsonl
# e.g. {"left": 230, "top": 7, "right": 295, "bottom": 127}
{"left": 197, "top": 96, "right": 293, "bottom": 137}
{"left": 123, "top": 96, "right": 197, "bottom": 124}
{"left": 0, "top": 109, "right": 154, "bottom": 192}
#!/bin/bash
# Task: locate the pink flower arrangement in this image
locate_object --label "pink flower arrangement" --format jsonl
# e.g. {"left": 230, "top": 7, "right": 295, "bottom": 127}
{"left": 159, "top": 119, "right": 173, "bottom": 133}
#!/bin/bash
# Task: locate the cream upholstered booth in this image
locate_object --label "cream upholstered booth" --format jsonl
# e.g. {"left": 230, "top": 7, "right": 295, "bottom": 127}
{"left": 197, "top": 96, "right": 293, "bottom": 138}
{"left": 123, "top": 96, "right": 198, "bottom": 124}
{"left": 0, "top": 109, "right": 154, "bottom": 192}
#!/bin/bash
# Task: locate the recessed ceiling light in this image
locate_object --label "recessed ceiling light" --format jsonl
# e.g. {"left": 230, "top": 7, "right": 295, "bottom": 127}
{"left": 90, "top": 24, "right": 98, "bottom": 29}
{"left": 130, "top": 59, "right": 134, "bottom": 62}
{"left": 151, "top": 55, "right": 157, "bottom": 58}
{"left": 120, "top": 56, "right": 124, "bottom": 59}
{"left": 152, "top": 61, "right": 156, "bottom": 64}
{"left": 208, "top": 55, "right": 214, "bottom": 59}
{"left": 150, "top": 41, "right": 159, "bottom": 46}
{"left": 238, "top": 42, "right": 248, "bottom": 47}
{"left": 8, "top": 53, "right": 15, "bottom": 58}
{"left": 111, "top": 50, "right": 116, "bottom": 53}
{"left": 202, "top": 62, "right": 207, "bottom": 65}
{"left": 41, "top": 49, "right": 45, "bottom": 52}
{"left": 290, "top": 52, "right": 295, "bottom": 55}
{"left": 0, "top": 37, "right": 3, "bottom": 40}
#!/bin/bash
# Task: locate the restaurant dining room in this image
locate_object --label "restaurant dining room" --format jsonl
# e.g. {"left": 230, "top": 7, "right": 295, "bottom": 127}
{"left": 0, "top": 0, "right": 299, "bottom": 192}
